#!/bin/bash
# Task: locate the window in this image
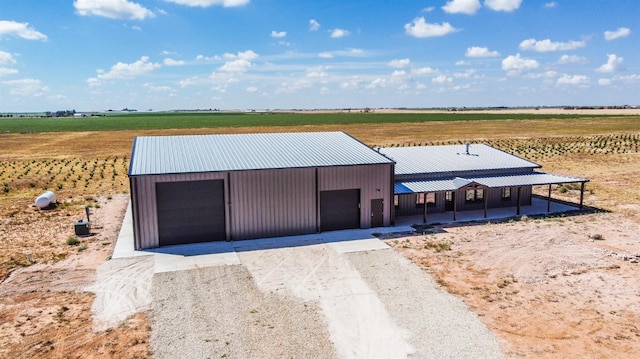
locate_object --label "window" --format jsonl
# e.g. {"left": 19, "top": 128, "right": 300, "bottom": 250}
{"left": 465, "top": 188, "right": 484, "bottom": 203}
{"left": 416, "top": 193, "right": 425, "bottom": 206}
{"left": 426, "top": 192, "right": 436, "bottom": 207}
{"left": 501, "top": 187, "right": 511, "bottom": 200}
{"left": 445, "top": 191, "right": 453, "bottom": 202}
{"left": 394, "top": 195, "right": 399, "bottom": 207}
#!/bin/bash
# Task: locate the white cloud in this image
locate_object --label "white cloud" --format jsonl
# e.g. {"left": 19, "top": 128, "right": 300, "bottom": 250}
{"left": 388, "top": 58, "right": 410, "bottom": 68}
{"left": 163, "top": 58, "right": 185, "bottom": 66}
{"left": 405, "top": 17, "right": 458, "bottom": 38}
{"left": 73, "top": 0, "right": 154, "bottom": 20}
{"left": 558, "top": 54, "right": 587, "bottom": 64}
{"left": 432, "top": 75, "right": 453, "bottom": 84}
{"left": 276, "top": 79, "right": 312, "bottom": 94}
{"left": 544, "top": 2, "right": 557, "bottom": 8}
{"left": 391, "top": 70, "right": 408, "bottom": 78}
{"left": 220, "top": 59, "right": 252, "bottom": 73}
{"left": 556, "top": 74, "right": 589, "bottom": 85}
{"left": 309, "top": 19, "right": 320, "bottom": 31}
{"left": 484, "top": 0, "right": 522, "bottom": 12}
{"left": 465, "top": 46, "right": 500, "bottom": 57}
{"left": 604, "top": 27, "right": 631, "bottom": 41}
{"left": 2, "top": 78, "right": 48, "bottom": 96}
{"left": 165, "top": 0, "right": 250, "bottom": 7}
{"left": 0, "top": 50, "right": 16, "bottom": 65}
{"left": 246, "top": 86, "right": 258, "bottom": 92}
{"left": 596, "top": 54, "right": 624, "bottom": 73}
{"left": 330, "top": 29, "right": 350, "bottom": 38}
{"left": 87, "top": 56, "right": 160, "bottom": 85}
{"left": 598, "top": 78, "right": 611, "bottom": 86}
{"left": 0, "top": 67, "right": 18, "bottom": 76}
{"left": 271, "top": 30, "right": 286, "bottom": 38}
{"left": 219, "top": 50, "right": 259, "bottom": 73}
{"left": 0, "top": 20, "right": 47, "bottom": 40}
{"left": 519, "top": 38, "right": 586, "bottom": 52}
{"left": 143, "top": 83, "right": 174, "bottom": 92}
{"left": 307, "top": 66, "right": 329, "bottom": 78}
{"left": 524, "top": 70, "right": 558, "bottom": 79}
{"left": 501, "top": 53, "right": 539, "bottom": 75}
{"left": 318, "top": 52, "right": 333, "bottom": 59}
{"left": 411, "top": 67, "right": 438, "bottom": 75}
{"left": 367, "top": 78, "right": 388, "bottom": 89}
{"left": 454, "top": 69, "right": 476, "bottom": 79}
{"left": 421, "top": 7, "right": 435, "bottom": 12}
{"left": 442, "top": 0, "right": 481, "bottom": 15}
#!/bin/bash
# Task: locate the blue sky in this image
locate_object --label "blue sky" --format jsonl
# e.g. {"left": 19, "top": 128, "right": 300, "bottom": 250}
{"left": 0, "top": 0, "right": 638, "bottom": 112}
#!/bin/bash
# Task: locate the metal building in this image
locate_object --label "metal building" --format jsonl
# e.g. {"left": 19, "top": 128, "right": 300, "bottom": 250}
{"left": 379, "top": 143, "right": 588, "bottom": 222}
{"left": 128, "top": 132, "right": 395, "bottom": 249}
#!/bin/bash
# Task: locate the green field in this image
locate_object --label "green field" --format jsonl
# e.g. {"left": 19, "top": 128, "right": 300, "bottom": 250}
{"left": 0, "top": 111, "right": 629, "bottom": 133}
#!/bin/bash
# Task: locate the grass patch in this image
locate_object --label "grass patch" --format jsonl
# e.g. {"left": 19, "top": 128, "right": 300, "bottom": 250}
{"left": 66, "top": 237, "right": 80, "bottom": 246}
{"left": 424, "top": 240, "right": 452, "bottom": 252}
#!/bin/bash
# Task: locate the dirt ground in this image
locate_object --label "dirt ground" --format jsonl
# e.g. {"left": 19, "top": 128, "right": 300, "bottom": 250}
{"left": 0, "top": 194, "right": 151, "bottom": 358}
{"left": 387, "top": 212, "right": 640, "bottom": 358}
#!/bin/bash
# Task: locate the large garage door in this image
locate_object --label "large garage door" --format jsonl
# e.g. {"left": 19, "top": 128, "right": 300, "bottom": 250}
{"left": 320, "top": 189, "right": 360, "bottom": 232}
{"left": 156, "top": 180, "right": 225, "bottom": 246}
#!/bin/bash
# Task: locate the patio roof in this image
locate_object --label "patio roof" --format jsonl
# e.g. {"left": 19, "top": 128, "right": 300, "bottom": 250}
{"left": 395, "top": 172, "right": 588, "bottom": 194}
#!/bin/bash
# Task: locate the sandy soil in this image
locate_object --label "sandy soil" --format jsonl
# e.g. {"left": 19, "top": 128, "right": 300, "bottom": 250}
{"left": 386, "top": 212, "right": 640, "bottom": 358}
{"left": 0, "top": 194, "right": 151, "bottom": 358}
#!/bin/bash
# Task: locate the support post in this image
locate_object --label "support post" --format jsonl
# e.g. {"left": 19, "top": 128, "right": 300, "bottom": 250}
{"left": 579, "top": 182, "right": 585, "bottom": 209}
{"left": 516, "top": 186, "right": 521, "bottom": 216}
{"left": 483, "top": 187, "right": 488, "bottom": 218}
{"left": 453, "top": 191, "right": 457, "bottom": 221}
{"left": 547, "top": 184, "right": 552, "bottom": 212}
{"left": 423, "top": 193, "right": 427, "bottom": 224}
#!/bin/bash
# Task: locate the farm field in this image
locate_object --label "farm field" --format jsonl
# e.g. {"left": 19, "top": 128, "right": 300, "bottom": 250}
{"left": 1, "top": 110, "right": 639, "bottom": 357}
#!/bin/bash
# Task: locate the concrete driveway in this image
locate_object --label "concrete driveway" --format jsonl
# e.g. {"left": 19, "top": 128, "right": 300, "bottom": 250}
{"left": 89, "top": 204, "right": 503, "bottom": 358}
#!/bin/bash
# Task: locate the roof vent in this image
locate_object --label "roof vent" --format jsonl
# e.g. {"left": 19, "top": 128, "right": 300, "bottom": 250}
{"left": 465, "top": 142, "right": 471, "bottom": 155}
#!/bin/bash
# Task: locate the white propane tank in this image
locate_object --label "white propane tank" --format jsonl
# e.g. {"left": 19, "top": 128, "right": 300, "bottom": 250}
{"left": 35, "top": 191, "right": 56, "bottom": 209}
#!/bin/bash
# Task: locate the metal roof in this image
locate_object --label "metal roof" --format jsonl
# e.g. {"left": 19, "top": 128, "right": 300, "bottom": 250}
{"left": 129, "top": 131, "right": 394, "bottom": 176}
{"left": 379, "top": 144, "right": 540, "bottom": 175}
{"left": 395, "top": 172, "right": 588, "bottom": 194}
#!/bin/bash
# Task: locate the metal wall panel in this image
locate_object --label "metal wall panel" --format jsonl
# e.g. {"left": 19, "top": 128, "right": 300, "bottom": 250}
{"left": 318, "top": 164, "right": 393, "bottom": 228}
{"left": 130, "top": 172, "right": 227, "bottom": 249}
{"left": 229, "top": 168, "right": 316, "bottom": 240}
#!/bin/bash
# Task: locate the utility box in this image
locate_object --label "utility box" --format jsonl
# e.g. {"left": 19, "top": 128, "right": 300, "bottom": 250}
{"left": 74, "top": 220, "right": 90, "bottom": 236}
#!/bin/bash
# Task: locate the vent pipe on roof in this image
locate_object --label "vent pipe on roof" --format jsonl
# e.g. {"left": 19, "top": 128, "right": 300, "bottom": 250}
{"left": 465, "top": 142, "right": 470, "bottom": 155}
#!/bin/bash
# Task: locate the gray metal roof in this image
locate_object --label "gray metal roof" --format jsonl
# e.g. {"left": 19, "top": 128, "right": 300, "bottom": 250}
{"left": 379, "top": 144, "right": 540, "bottom": 175}
{"left": 129, "top": 131, "right": 394, "bottom": 176}
{"left": 395, "top": 172, "right": 588, "bottom": 194}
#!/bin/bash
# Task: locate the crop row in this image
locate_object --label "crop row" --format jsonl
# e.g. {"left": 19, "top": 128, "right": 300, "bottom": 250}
{"left": 0, "top": 156, "right": 129, "bottom": 195}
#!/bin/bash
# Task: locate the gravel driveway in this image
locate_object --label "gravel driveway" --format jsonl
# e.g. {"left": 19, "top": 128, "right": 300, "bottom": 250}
{"left": 149, "top": 238, "right": 503, "bottom": 358}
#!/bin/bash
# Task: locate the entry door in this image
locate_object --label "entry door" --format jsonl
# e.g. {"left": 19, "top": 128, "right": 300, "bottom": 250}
{"left": 320, "top": 189, "right": 360, "bottom": 231}
{"left": 371, "top": 199, "right": 384, "bottom": 228}
{"left": 445, "top": 191, "right": 455, "bottom": 211}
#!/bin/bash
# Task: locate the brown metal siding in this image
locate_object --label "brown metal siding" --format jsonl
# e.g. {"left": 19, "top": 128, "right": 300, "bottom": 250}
{"left": 229, "top": 168, "right": 316, "bottom": 240}
{"left": 318, "top": 164, "right": 393, "bottom": 228}
{"left": 130, "top": 172, "right": 228, "bottom": 249}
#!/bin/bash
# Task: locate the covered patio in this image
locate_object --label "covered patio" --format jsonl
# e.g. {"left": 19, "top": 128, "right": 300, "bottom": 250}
{"left": 394, "top": 172, "right": 589, "bottom": 225}
{"left": 395, "top": 196, "right": 582, "bottom": 227}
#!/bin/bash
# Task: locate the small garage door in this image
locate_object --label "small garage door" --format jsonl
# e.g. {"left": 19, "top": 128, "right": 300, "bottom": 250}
{"left": 156, "top": 180, "right": 225, "bottom": 246}
{"left": 320, "top": 189, "right": 360, "bottom": 231}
